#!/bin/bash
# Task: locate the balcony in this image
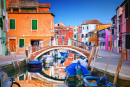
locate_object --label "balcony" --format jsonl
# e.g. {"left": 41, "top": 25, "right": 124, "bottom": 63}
{"left": 9, "top": 1, "right": 39, "bottom": 9}
{"left": 9, "top": 1, "right": 19, "bottom": 9}
{"left": 19, "top": 1, "right": 39, "bottom": 8}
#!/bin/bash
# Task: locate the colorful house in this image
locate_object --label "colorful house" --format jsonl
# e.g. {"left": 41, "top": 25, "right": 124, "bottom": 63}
{"left": 112, "top": 0, "right": 130, "bottom": 61}
{"left": 6, "top": 0, "right": 54, "bottom": 53}
{"left": 77, "top": 25, "right": 82, "bottom": 42}
{"left": 54, "top": 22, "right": 74, "bottom": 45}
{"left": 82, "top": 20, "right": 102, "bottom": 46}
{"left": 0, "top": 0, "right": 8, "bottom": 56}
{"left": 97, "top": 24, "right": 112, "bottom": 49}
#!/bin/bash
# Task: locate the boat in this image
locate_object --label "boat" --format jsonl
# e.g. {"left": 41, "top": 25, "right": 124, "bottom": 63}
{"left": 28, "top": 67, "right": 42, "bottom": 73}
{"left": 83, "top": 76, "right": 115, "bottom": 87}
{"left": 64, "top": 63, "right": 91, "bottom": 81}
{"left": 28, "top": 59, "right": 42, "bottom": 68}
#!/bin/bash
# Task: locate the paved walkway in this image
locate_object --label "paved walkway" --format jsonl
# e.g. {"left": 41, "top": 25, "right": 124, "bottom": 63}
{"left": 0, "top": 53, "right": 27, "bottom": 66}
{"left": 90, "top": 49, "right": 130, "bottom": 80}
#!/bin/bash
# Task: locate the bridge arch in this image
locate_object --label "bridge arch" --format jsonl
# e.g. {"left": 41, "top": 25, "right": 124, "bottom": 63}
{"left": 31, "top": 46, "right": 90, "bottom": 60}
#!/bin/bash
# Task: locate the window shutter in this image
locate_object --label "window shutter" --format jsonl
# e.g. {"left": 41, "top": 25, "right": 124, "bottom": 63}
{"left": 19, "top": 39, "right": 24, "bottom": 48}
{"left": 10, "top": 19, "right": 15, "bottom": 29}
{"left": 125, "top": 3, "right": 128, "bottom": 18}
{"left": 32, "top": 20, "right": 37, "bottom": 30}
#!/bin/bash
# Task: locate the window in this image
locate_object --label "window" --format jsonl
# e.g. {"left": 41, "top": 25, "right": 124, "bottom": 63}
{"left": 83, "top": 27, "right": 84, "bottom": 30}
{"left": 81, "top": 34, "right": 84, "bottom": 38}
{"left": 62, "top": 36, "right": 64, "bottom": 39}
{"left": 32, "top": 19, "right": 37, "bottom": 30}
{"left": 74, "top": 35, "right": 76, "bottom": 38}
{"left": 58, "top": 24, "right": 60, "bottom": 26}
{"left": 118, "top": 40, "right": 121, "bottom": 47}
{"left": 108, "top": 41, "right": 110, "bottom": 47}
{"left": 125, "top": 3, "right": 128, "bottom": 18}
{"left": 94, "top": 34, "right": 95, "bottom": 38}
{"left": 10, "top": 19, "right": 15, "bottom": 29}
{"left": 57, "top": 36, "right": 58, "bottom": 39}
{"left": 87, "top": 26, "right": 88, "bottom": 29}
{"left": 19, "top": 39, "right": 25, "bottom": 48}
{"left": 89, "top": 34, "right": 91, "bottom": 38}
{"left": 59, "top": 31, "right": 61, "bottom": 33}
{"left": 86, "top": 34, "right": 88, "bottom": 38}
{"left": 119, "top": 25, "right": 120, "bottom": 32}
{"left": 112, "top": 29, "right": 114, "bottom": 34}
{"left": 103, "top": 42, "right": 105, "bottom": 46}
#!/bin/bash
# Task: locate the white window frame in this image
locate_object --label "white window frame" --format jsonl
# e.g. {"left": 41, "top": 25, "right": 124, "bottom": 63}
{"left": 31, "top": 19, "right": 38, "bottom": 31}
{"left": 9, "top": 19, "right": 16, "bottom": 30}
{"left": 18, "top": 38, "right": 25, "bottom": 48}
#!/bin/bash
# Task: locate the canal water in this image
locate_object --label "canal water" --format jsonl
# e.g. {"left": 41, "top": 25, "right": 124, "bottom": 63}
{"left": 5, "top": 49, "right": 130, "bottom": 87}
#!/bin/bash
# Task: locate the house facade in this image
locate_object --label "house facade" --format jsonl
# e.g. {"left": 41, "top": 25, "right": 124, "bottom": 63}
{"left": 112, "top": 0, "right": 130, "bottom": 61}
{"left": 0, "top": 0, "right": 8, "bottom": 56}
{"left": 82, "top": 20, "right": 102, "bottom": 46}
{"left": 6, "top": 0, "right": 54, "bottom": 53}
{"left": 77, "top": 25, "right": 82, "bottom": 42}
{"left": 54, "top": 22, "right": 73, "bottom": 45}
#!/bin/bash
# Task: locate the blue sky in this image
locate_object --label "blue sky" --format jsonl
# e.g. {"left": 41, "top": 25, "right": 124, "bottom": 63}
{"left": 39, "top": 0, "right": 124, "bottom": 27}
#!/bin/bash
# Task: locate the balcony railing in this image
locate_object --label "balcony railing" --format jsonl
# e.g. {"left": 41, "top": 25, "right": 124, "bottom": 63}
{"left": 9, "top": 1, "right": 39, "bottom": 9}
{"left": 19, "top": 1, "right": 39, "bottom": 8}
{"left": 9, "top": 1, "right": 19, "bottom": 9}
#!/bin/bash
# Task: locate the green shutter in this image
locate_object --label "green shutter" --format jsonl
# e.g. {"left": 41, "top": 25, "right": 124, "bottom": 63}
{"left": 19, "top": 75, "right": 24, "bottom": 80}
{"left": 19, "top": 39, "right": 24, "bottom": 48}
{"left": 10, "top": 19, "right": 15, "bottom": 29}
{"left": 32, "top": 20, "right": 37, "bottom": 30}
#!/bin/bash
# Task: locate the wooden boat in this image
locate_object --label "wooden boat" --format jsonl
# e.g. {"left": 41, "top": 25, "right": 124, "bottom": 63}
{"left": 64, "top": 63, "right": 91, "bottom": 81}
{"left": 83, "top": 76, "right": 115, "bottom": 87}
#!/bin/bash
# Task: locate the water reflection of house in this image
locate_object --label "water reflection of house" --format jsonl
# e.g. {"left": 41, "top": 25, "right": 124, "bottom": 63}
{"left": 56, "top": 53, "right": 74, "bottom": 79}
{"left": 6, "top": 0, "right": 54, "bottom": 53}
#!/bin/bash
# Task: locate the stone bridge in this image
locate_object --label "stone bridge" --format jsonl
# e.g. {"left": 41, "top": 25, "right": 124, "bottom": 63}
{"left": 28, "top": 38, "right": 93, "bottom": 61}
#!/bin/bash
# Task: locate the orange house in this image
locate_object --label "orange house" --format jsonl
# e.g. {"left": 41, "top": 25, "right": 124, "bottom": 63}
{"left": 6, "top": 0, "right": 54, "bottom": 53}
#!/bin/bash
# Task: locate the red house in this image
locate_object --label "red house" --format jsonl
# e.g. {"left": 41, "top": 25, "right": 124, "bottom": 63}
{"left": 54, "top": 22, "right": 74, "bottom": 45}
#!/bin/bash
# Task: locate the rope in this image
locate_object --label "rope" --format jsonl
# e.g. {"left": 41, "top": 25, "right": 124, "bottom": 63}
{"left": 104, "top": 46, "right": 113, "bottom": 76}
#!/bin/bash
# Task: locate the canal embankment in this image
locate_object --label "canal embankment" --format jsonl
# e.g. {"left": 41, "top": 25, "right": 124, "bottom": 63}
{"left": 0, "top": 53, "right": 28, "bottom": 76}
{"left": 90, "top": 49, "right": 130, "bottom": 81}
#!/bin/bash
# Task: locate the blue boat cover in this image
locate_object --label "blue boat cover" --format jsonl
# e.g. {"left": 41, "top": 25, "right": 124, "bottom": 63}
{"left": 64, "top": 63, "right": 91, "bottom": 76}
{"left": 60, "top": 52, "right": 69, "bottom": 58}
{"left": 29, "top": 61, "right": 41, "bottom": 64}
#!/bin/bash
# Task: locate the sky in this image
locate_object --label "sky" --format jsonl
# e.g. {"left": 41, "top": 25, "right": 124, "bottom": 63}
{"left": 39, "top": 0, "right": 124, "bottom": 27}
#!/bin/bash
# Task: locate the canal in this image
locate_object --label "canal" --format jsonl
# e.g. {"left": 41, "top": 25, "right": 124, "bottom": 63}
{"left": 4, "top": 49, "right": 130, "bottom": 87}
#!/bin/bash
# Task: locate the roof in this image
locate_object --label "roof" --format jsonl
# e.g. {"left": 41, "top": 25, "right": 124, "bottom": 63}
{"left": 120, "top": 0, "right": 127, "bottom": 7}
{"left": 89, "top": 29, "right": 97, "bottom": 33}
{"left": 111, "top": 15, "right": 117, "bottom": 20}
{"left": 78, "top": 25, "right": 82, "bottom": 28}
{"left": 82, "top": 20, "right": 102, "bottom": 25}
{"left": 39, "top": 3, "right": 51, "bottom": 9}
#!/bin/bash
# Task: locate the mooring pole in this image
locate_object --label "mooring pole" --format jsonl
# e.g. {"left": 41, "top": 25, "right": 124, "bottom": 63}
{"left": 113, "top": 49, "right": 127, "bottom": 86}
{"left": 87, "top": 47, "right": 94, "bottom": 69}
{"left": 91, "top": 47, "right": 99, "bottom": 72}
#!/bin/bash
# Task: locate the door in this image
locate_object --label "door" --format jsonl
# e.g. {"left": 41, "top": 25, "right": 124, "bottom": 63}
{"left": 0, "top": 39, "right": 2, "bottom": 55}
{"left": 9, "top": 39, "right": 16, "bottom": 52}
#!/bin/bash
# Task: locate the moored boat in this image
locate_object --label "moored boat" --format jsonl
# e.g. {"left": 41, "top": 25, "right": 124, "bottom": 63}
{"left": 28, "top": 60, "right": 42, "bottom": 68}
{"left": 83, "top": 76, "right": 115, "bottom": 87}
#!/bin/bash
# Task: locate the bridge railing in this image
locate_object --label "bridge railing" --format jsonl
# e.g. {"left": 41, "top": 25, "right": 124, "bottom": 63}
{"left": 28, "top": 38, "right": 93, "bottom": 54}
